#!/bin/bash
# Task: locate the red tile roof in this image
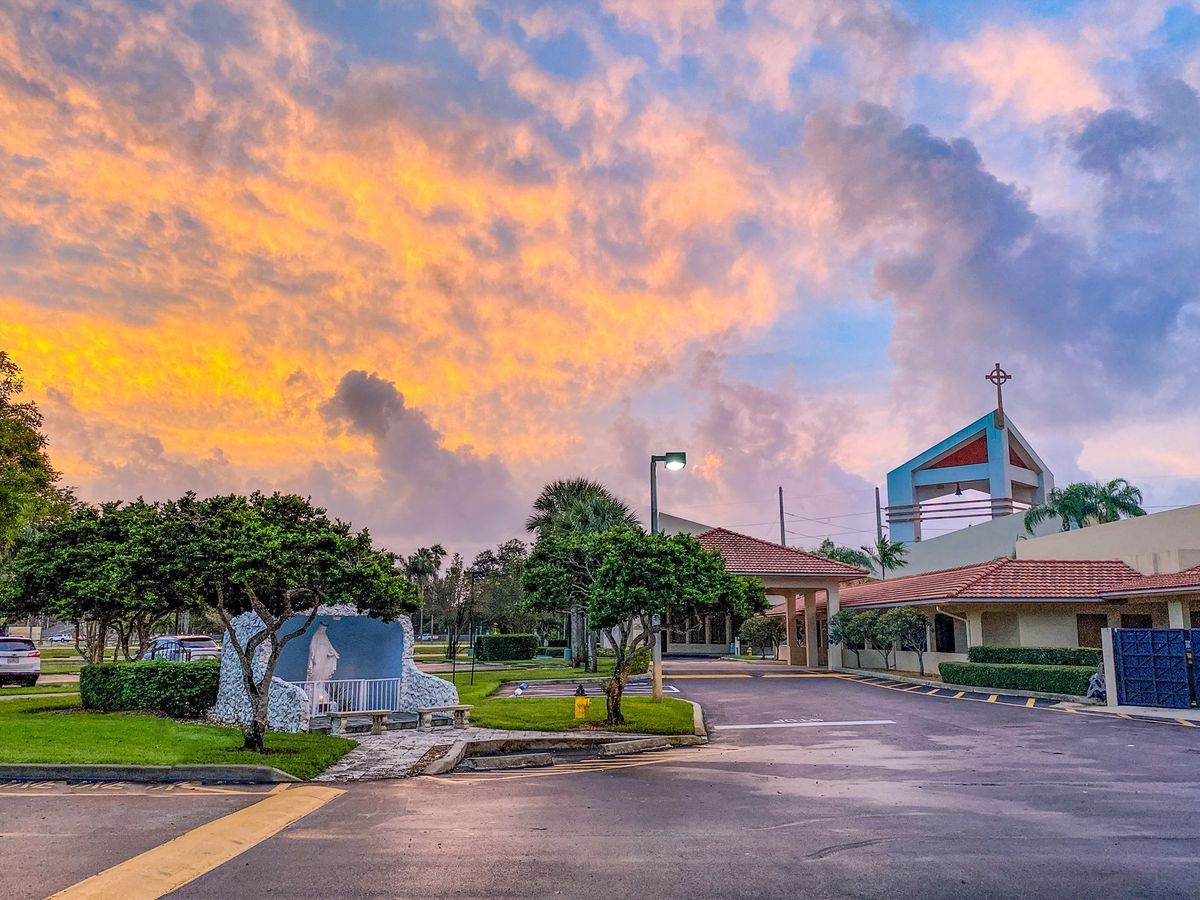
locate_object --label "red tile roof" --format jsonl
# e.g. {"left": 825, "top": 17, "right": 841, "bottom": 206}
{"left": 838, "top": 558, "right": 1141, "bottom": 608}
{"left": 1101, "top": 566, "right": 1200, "bottom": 597}
{"left": 695, "top": 528, "right": 869, "bottom": 578}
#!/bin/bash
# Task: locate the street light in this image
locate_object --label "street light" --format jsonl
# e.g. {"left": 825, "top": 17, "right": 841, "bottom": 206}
{"left": 649, "top": 451, "right": 686, "bottom": 701}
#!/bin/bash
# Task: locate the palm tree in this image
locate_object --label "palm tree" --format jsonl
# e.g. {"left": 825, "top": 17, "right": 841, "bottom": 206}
{"left": 861, "top": 535, "right": 908, "bottom": 580}
{"left": 1023, "top": 479, "right": 1145, "bottom": 534}
{"left": 1091, "top": 478, "right": 1146, "bottom": 524}
{"left": 812, "top": 537, "right": 873, "bottom": 570}
{"left": 404, "top": 544, "right": 446, "bottom": 636}
{"left": 525, "top": 478, "right": 637, "bottom": 535}
{"left": 526, "top": 478, "right": 638, "bottom": 672}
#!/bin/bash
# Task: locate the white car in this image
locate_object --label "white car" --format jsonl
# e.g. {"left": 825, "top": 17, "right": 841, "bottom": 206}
{"left": 0, "top": 637, "right": 41, "bottom": 686}
{"left": 140, "top": 635, "right": 221, "bottom": 662}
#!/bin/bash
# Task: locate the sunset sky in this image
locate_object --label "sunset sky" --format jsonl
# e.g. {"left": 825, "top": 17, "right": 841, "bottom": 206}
{"left": 2, "top": 0, "right": 1199, "bottom": 557}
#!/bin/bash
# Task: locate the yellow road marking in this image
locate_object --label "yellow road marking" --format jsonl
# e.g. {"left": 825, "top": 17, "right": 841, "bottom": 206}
{"left": 1118, "top": 713, "right": 1133, "bottom": 720}
{"left": 761, "top": 674, "right": 841, "bottom": 678}
{"left": 1025, "top": 698, "right": 1037, "bottom": 708}
{"left": 900, "top": 685, "right": 923, "bottom": 692}
{"left": 1175, "top": 719, "right": 1197, "bottom": 727}
{"left": 925, "top": 688, "right": 940, "bottom": 695}
{"left": 50, "top": 784, "right": 342, "bottom": 899}
{"left": 953, "top": 691, "right": 965, "bottom": 699}
{"left": 986, "top": 695, "right": 998, "bottom": 703}
{"left": 664, "top": 674, "right": 752, "bottom": 679}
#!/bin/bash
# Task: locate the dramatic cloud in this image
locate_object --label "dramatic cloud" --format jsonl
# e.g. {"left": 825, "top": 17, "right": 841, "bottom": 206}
{"left": 1, "top": 0, "right": 1198, "bottom": 552}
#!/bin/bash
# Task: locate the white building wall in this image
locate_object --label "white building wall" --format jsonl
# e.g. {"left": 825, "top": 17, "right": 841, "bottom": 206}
{"left": 1017, "top": 610, "right": 1079, "bottom": 647}
{"left": 1015, "top": 504, "right": 1200, "bottom": 574}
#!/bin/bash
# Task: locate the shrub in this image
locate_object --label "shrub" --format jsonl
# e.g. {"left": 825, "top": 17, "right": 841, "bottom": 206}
{"left": 545, "top": 639, "right": 569, "bottom": 649}
{"left": 738, "top": 615, "right": 785, "bottom": 658}
{"left": 939, "top": 661, "right": 1093, "bottom": 696}
{"left": 80, "top": 660, "right": 221, "bottom": 718}
{"left": 473, "top": 633, "right": 538, "bottom": 661}
{"left": 627, "top": 647, "right": 651, "bottom": 676}
{"left": 967, "top": 646, "right": 1102, "bottom": 667}
{"left": 79, "top": 664, "right": 126, "bottom": 712}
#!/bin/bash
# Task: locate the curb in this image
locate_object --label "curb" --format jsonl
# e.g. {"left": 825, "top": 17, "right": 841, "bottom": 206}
{"left": 0, "top": 764, "right": 301, "bottom": 784}
{"left": 836, "top": 667, "right": 1098, "bottom": 705}
{"left": 422, "top": 732, "right": 703, "bottom": 775}
{"left": 682, "top": 699, "right": 708, "bottom": 739}
{"left": 598, "top": 737, "right": 671, "bottom": 756}
{"left": 467, "top": 752, "right": 554, "bottom": 770}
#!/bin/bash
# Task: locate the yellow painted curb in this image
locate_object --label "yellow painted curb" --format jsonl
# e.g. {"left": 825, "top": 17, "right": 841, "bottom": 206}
{"left": 760, "top": 674, "right": 841, "bottom": 678}
{"left": 50, "top": 784, "right": 343, "bottom": 899}
{"left": 664, "top": 674, "right": 753, "bottom": 679}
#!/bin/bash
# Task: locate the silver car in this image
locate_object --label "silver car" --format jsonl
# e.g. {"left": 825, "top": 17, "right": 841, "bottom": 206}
{"left": 0, "top": 637, "right": 41, "bottom": 686}
{"left": 140, "top": 635, "right": 221, "bottom": 662}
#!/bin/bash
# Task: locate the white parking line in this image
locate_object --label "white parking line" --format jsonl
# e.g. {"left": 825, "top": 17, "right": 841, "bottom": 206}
{"left": 713, "top": 719, "right": 895, "bottom": 730}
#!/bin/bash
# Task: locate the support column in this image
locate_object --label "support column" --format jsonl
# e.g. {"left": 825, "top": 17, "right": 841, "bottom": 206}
{"left": 725, "top": 613, "right": 733, "bottom": 653}
{"left": 826, "top": 585, "right": 842, "bottom": 670}
{"left": 784, "top": 591, "right": 802, "bottom": 665}
{"left": 1167, "top": 599, "right": 1186, "bottom": 629}
{"left": 966, "top": 610, "right": 984, "bottom": 647}
{"left": 803, "top": 591, "right": 818, "bottom": 667}
{"left": 1106, "top": 610, "right": 1121, "bottom": 630}
{"left": 1101, "top": 628, "right": 1119, "bottom": 708}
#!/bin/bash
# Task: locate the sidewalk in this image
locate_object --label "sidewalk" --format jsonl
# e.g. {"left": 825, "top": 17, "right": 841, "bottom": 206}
{"left": 1069, "top": 704, "right": 1200, "bottom": 723}
{"left": 314, "top": 726, "right": 664, "bottom": 782}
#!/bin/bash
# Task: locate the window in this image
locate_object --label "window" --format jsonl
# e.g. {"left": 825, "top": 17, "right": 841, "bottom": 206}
{"left": 1076, "top": 614, "right": 1107, "bottom": 649}
{"left": 0, "top": 638, "right": 36, "bottom": 652}
{"left": 709, "top": 616, "right": 726, "bottom": 644}
{"left": 1120, "top": 613, "right": 1153, "bottom": 629}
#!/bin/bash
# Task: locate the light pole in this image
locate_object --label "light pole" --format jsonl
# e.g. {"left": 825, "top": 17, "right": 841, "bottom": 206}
{"left": 650, "top": 451, "right": 686, "bottom": 701}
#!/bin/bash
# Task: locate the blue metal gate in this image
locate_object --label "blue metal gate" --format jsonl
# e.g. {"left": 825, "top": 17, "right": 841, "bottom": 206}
{"left": 1112, "top": 628, "right": 1191, "bottom": 709}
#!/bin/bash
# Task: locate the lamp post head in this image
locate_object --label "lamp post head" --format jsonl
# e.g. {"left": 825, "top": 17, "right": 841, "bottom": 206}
{"left": 663, "top": 451, "right": 687, "bottom": 471}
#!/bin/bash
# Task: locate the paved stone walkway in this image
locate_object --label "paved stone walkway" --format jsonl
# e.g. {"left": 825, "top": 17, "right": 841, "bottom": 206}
{"left": 315, "top": 726, "right": 640, "bottom": 782}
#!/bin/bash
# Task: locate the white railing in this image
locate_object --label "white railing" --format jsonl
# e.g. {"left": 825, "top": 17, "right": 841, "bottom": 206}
{"left": 290, "top": 678, "right": 403, "bottom": 717}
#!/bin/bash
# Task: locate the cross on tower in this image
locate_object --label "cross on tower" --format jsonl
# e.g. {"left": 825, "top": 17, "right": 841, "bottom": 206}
{"left": 986, "top": 363, "right": 1012, "bottom": 429}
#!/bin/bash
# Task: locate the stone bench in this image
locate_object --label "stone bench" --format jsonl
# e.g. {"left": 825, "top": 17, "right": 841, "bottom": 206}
{"left": 416, "top": 704, "right": 474, "bottom": 731}
{"left": 328, "top": 709, "right": 392, "bottom": 736}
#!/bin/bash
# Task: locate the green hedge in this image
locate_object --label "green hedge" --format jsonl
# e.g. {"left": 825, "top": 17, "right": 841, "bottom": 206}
{"left": 939, "top": 661, "right": 1093, "bottom": 696}
{"left": 473, "top": 633, "right": 538, "bottom": 661}
{"left": 967, "top": 645, "right": 1102, "bottom": 667}
{"left": 80, "top": 660, "right": 221, "bottom": 718}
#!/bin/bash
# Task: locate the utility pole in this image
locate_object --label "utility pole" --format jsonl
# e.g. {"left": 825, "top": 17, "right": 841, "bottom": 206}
{"left": 875, "top": 486, "right": 884, "bottom": 543}
{"left": 778, "top": 486, "right": 786, "bottom": 546}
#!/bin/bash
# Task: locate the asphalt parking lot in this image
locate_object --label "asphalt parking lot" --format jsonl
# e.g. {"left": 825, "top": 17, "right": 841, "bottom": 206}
{"left": 9, "top": 662, "right": 1200, "bottom": 899}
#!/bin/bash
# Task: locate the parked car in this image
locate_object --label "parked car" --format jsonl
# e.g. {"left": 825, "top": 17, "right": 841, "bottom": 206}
{"left": 48, "top": 634, "right": 72, "bottom": 644}
{"left": 0, "top": 637, "right": 41, "bottom": 686}
{"left": 140, "top": 635, "right": 221, "bottom": 662}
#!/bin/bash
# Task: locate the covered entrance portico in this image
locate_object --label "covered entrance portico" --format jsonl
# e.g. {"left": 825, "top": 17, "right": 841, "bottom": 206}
{"left": 695, "top": 528, "right": 868, "bottom": 670}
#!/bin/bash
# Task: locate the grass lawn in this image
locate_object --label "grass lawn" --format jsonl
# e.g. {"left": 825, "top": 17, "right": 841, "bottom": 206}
{"left": 0, "top": 684, "right": 80, "bottom": 696}
{"left": 38, "top": 648, "right": 85, "bottom": 660}
{"left": 0, "top": 696, "right": 355, "bottom": 780}
{"left": 39, "top": 662, "right": 82, "bottom": 675}
{"left": 437, "top": 663, "right": 695, "bottom": 735}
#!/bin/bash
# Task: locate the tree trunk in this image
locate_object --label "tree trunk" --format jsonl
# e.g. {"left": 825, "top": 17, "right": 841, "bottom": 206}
{"left": 587, "top": 628, "right": 598, "bottom": 674}
{"left": 569, "top": 603, "right": 586, "bottom": 669}
{"left": 604, "top": 664, "right": 629, "bottom": 726}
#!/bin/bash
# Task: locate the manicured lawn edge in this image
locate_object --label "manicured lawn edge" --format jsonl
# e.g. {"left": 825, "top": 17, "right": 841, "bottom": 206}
{"left": 0, "top": 696, "right": 355, "bottom": 780}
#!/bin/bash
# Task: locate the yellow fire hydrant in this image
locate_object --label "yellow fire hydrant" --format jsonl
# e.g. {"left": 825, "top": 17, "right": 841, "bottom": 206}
{"left": 574, "top": 685, "right": 592, "bottom": 719}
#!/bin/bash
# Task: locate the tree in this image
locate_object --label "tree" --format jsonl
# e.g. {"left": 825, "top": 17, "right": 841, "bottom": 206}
{"left": 161, "top": 492, "right": 419, "bottom": 752}
{"left": 470, "top": 539, "right": 553, "bottom": 634}
{"left": 1024, "top": 479, "right": 1146, "bottom": 534}
{"left": 812, "top": 538, "right": 873, "bottom": 570}
{"left": 881, "top": 607, "right": 930, "bottom": 675}
{"left": 526, "top": 526, "right": 766, "bottom": 725}
{"left": 862, "top": 534, "right": 908, "bottom": 580}
{"left": 426, "top": 554, "right": 474, "bottom": 659}
{"left": 1, "top": 500, "right": 184, "bottom": 662}
{"left": 738, "top": 615, "right": 785, "bottom": 658}
{"left": 403, "top": 544, "right": 446, "bottom": 634}
{"left": 868, "top": 608, "right": 903, "bottom": 670}
{"left": 0, "top": 351, "right": 73, "bottom": 556}
{"left": 525, "top": 478, "right": 638, "bottom": 672}
{"left": 827, "top": 609, "right": 879, "bottom": 669}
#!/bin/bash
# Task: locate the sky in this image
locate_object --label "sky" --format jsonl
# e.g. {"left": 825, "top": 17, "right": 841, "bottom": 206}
{"left": 2, "top": 0, "right": 1199, "bottom": 558}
